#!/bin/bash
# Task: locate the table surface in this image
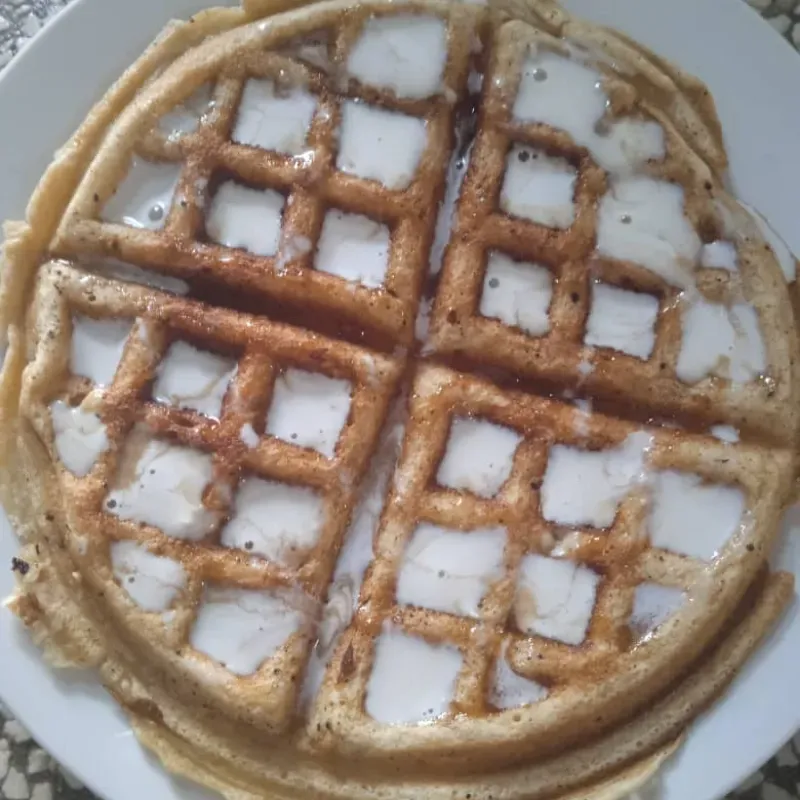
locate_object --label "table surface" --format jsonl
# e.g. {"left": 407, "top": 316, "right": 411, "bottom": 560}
{"left": 0, "top": 0, "right": 798, "bottom": 798}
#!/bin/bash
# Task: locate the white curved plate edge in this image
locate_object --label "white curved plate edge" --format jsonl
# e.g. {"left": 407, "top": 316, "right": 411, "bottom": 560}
{"left": 0, "top": 0, "right": 797, "bottom": 798}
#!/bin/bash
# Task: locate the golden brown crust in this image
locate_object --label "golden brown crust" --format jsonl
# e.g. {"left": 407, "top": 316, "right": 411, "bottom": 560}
{"left": 95, "top": 572, "right": 797, "bottom": 799}
{"left": 429, "top": 18, "right": 798, "bottom": 443}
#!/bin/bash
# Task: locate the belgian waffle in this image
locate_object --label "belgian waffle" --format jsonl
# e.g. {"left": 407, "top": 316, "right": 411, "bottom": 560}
{"left": 19, "top": 259, "right": 402, "bottom": 728}
{"left": 427, "top": 18, "right": 798, "bottom": 441}
{"left": 1, "top": 1, "right": 798, "bottom": 799}
{"left": 48, "top": 0, "right": 479, "bottom": 348}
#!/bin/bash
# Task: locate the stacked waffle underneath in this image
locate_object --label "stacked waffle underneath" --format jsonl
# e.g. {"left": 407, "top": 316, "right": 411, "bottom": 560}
{"left": 2, "top": 1, "right": 799, "bottom": 799}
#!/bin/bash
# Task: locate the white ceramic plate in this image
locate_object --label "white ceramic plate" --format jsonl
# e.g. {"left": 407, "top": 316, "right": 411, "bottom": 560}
{"left": 0, "top": 1, "right": 798, "bottom": 798}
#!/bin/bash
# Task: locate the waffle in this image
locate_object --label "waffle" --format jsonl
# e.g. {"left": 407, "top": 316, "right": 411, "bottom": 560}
{"left": 427, "top": 18, "right": 798, "bottom": 441}
{"left": 1, "top": 1, "right": 798, "bottom": 799}
{"left": 45, "top": 0, "right": 479, "bottom": 349}
{"left": 17, "top": 258, "right": 402, "bottom": 728}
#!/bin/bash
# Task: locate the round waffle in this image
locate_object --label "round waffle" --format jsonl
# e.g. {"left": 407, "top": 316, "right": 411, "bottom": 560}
{"left": 1, "top": 1, "right": 797, "bottom": 798}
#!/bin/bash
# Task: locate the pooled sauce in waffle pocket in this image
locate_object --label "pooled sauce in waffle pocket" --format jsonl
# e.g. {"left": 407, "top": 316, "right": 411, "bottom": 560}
{"left": 0, "top": 1, "right": 798, "bottom": 799}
